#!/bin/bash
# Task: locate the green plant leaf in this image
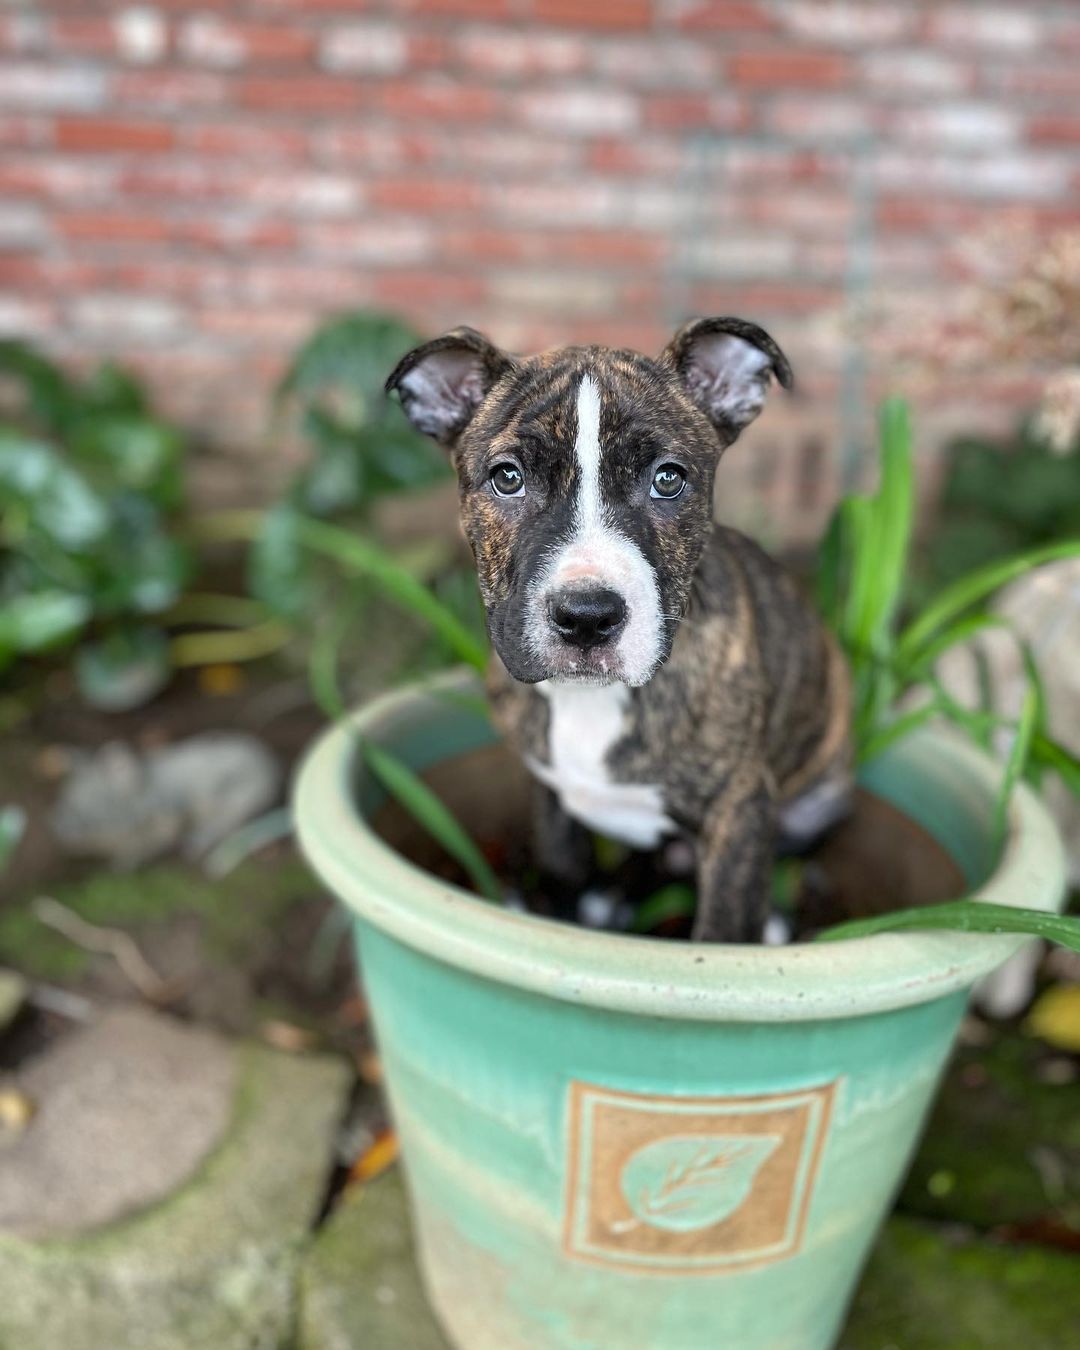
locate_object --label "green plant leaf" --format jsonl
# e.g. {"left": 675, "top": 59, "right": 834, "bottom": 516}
{"left": 857, "top": 699, "right": 944, "bottom": 765}
{"left": 294, "top": 517, "right": 488, "bottom": 670}
{"left": 0, "top": 590, "right": 91, "bottom": 654}
{"left": 248, "top": 502, "right": 315, "bottom": 620}
{"left": 991, "top": 682, "right": 1039, "bottom": 860}
{"left": 1031, "top": 734, "right": 1080, "bottom": 796}
{"left": 631, "top": 883, "right": 697, "bottom": 934}
{"left": 816, "top": 901, "right": 1080, "bottom": 952}
{"left": 0, "top": 338, "right": 77, "bottom": 432}
{"left": 360, "top": 738, "right": 502, "bottom": 903}
{"left": 897, "top": 539, "right": 1080, "bottom": 666}
{"left": 72, "top": 414, "right": 185, "bottom": 509}
{"left": 75, "top": 625, "right": 171, "bottom": 711}
{"left": 0, "top": 804, "right": 27, "bottom": 873}
{"left": 0, "top": 432, "right": 110, "bottom": 550}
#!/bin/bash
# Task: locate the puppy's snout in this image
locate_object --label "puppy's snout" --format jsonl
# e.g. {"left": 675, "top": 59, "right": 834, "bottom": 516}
{"left": 548, "top": 587, "right": 627, "bottom": 649}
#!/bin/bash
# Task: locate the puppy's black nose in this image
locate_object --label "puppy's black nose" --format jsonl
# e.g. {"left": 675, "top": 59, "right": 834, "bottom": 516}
{"left": 548, "top": 588, "right": 627, "bottom": 649}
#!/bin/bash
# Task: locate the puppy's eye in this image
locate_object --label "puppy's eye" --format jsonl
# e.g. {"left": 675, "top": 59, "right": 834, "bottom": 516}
{"left": 490, "top": 463, "right": 524, "bottom": 498}
{"left": 651, "top": 464, "right": 686, "bottom": 499}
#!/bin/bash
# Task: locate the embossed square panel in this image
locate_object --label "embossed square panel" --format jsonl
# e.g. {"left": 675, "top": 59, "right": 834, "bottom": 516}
{"left": 562, "top": 1079, "right": 838, "bottom": 1274}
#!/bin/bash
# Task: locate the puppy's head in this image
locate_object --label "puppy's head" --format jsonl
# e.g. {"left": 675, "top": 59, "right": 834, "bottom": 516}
{"left": 386, "top": 318, "right": 791, "bottom": 686}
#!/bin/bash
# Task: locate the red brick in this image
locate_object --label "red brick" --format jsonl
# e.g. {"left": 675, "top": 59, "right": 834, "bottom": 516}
{"left": 198, "top": 309, "right": 317, "bottom": 344}
{"left": 179, "top": 17, "right": 316, "bottom": 67}
{"left": 372, "top": 269, "right": 486, "bottom": 308}
{"left": 57, "top": 213, "right": 172, "bottom": 243}
{"left": 371, "top": 177, "right": 483, "bottom": 212}
{"left": 675, "top": 3, "right": 775, "bottom": 32}
{"left": 411, "top": 0, "right": 513, "bottom": 15}
{"left": 238, "top": 76, "right": 365, "bottom": 112}
{"left": 730, "top": 51, "right": 852, "bottom": 87}
{"left": 374, "top": 81, "right": 500, "bottom": 123}
{"left": 456, "top": 29, "right": 587, "bottom": 77}
{"left": 186, "top": 122, "right": 308, "bottom": 158}
{"left": 643, "top": 93, "right": 748, "bottom": 132}
{"left": 1028, "top": 117, "right": 1080, "bottom": 146}
{"left": 587, "top": 138, "right": 686, "bottom": 176}
{"left": 49, "top": 17, "right": 119, "bottom": 56}
{"left": 528, "top": 0, "right": 651, "bottom": 27}
{"left": 54, "top": 118, "right": 176, "bottom": 152}
{"left": 439, "top": 227, "right": 665, "bottom": 267}
{"left": 177, "top": 219, "right": 300, "bottom": 252}
{"left": 114, "top": 71, "right": 229, "bottom": 109}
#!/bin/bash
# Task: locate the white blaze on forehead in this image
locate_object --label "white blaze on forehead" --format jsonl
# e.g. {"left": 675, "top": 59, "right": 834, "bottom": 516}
{"left": 573, "top": 373, "right": 603, "bottom": 530}
{"left": 523, "top": 371, "right": 663, "bottom": 687}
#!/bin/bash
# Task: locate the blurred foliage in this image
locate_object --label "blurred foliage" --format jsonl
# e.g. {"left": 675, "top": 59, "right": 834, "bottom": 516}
{"left": 240, "top": 309, "right": 484, "bottom": 689}
{"left": 250, "top": 311, "right": 451, "bottom": 623}
{"left": 0, "top": 340, "right": 192, "bottom": 707}
{"left": 917, "top": 421, "right": 1080, "bottom": 602}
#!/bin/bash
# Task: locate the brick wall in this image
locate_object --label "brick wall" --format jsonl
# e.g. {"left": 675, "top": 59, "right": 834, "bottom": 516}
{"left": 2, "top": 2, "right": 1079, "bottom": 536}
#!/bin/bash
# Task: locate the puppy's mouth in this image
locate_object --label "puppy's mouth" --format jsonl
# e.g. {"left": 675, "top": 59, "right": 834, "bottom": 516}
{"left": 541, "top": 644, "right": 626, "bottom": 685}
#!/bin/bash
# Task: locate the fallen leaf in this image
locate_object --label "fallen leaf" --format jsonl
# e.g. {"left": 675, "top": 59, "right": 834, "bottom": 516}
{"left": 349, "top": 1129, "right": 398, "bottom": 1184}
{"left": 0, "top": 1089, "right": 35, "bottom": 1133}
{"left": 198, "top": 663, "right": 246, "bottom": 697}
{"left": 1024, "top": 983, "right": 1080, "bottom": 1053}
{"left": 261, "top": 1019, "right": 317, "bottom": 1053}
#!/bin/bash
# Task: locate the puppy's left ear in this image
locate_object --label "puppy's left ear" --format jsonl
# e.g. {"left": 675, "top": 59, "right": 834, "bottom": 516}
{"left": 385, "top": 326, "right": 516, "bottom": 446}
{"left": 662, "top": 316, "right": 793, "bottom": 445}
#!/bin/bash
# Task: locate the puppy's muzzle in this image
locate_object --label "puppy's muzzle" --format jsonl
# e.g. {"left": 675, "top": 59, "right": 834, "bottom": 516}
{"left": 547, "top": 586, "right": 627, "bottom": 650}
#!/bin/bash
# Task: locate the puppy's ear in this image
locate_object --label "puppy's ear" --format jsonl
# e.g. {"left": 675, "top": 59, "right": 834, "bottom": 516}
{"left": 385, "top": 326, "right": 515, "bottom": 446}
{"left": 662, "top": 317, "right": 793, "bottom": 444}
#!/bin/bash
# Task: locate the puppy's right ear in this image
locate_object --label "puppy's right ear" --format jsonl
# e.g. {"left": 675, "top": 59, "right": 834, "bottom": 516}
{"left": 385, "top": 326, "right": 516, "bottom": 446}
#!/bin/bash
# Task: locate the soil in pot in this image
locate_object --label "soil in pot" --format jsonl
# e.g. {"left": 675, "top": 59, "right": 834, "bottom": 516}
{"left": 371, "top": 742, "right": 965, "bottom": 941}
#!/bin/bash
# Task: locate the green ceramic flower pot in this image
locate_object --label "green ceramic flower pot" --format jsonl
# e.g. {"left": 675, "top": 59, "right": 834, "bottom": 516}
{"left": 295, "top": 671, "right": 1066, "bottom": 1350}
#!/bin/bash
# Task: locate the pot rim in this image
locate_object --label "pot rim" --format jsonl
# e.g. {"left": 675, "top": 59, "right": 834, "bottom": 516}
{"left": 294, "top": 670, "right": 1066, "bottom": 1022}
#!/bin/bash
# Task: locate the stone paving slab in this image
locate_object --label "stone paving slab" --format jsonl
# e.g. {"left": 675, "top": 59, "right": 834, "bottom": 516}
{"left": 0, "top": 1031, "right": 351, "bottom": 1350}
{"left": 842, "top": 1215, "right": 1080, "bottom": 1349}
{"left": 1, "top": 1007, "right": 236, "bottom": 1238}
{"left": 299, "top": 1169, "right": 449, "bottom": 1350}
{"left": 299, "top": 1168, "right": 1079, "bottom": 1350}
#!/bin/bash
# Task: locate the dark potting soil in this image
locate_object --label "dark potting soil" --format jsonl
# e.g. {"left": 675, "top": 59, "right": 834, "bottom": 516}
{"left": 371, "top": 743, "right": 967, "bottom": 941}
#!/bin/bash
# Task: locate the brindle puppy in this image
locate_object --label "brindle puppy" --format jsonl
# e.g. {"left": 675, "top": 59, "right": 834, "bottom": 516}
{"left": 386, "top": 318, "right": 852, "bottom": 942}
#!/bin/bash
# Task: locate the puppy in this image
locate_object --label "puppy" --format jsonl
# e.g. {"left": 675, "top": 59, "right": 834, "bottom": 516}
{"left": 387, "top": 318, "right": 852, "bottom": 941}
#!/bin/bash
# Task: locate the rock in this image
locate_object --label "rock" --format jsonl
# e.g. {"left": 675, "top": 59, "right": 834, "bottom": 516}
{"left": 844, "top": 1215, "right": 1080, "bottom": 1348}
{"left": 298, "top": 1169, "right": 449, "bottom": 1350}
{"left": 0, "top": 1007, "right": 236, "bottom": 1239}
{"left": 0, "top": 1022, "right": 351, "bottom": 1350}
{"left": 0, "top": 968, "right": 26, "bottom": 1035}
{"left": 51, "top": 733, "right": 282, "bottom": 869}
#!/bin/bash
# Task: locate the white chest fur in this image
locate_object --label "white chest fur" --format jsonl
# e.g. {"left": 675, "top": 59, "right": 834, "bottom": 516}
{"left": 526, "top": 682, "right": 677, "bottom": 850}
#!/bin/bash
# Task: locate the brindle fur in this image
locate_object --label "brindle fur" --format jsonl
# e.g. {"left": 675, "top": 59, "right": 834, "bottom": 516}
{"left": 387, "top": 321, "right": 852, "bottom": 942}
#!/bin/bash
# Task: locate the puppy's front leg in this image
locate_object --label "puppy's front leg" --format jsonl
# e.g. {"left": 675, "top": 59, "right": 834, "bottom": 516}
{"left": 693, "top": 772, "right": 775, "bottom": 943}
{"left": 531, "top": 782, "right": 593, "bottom": 919}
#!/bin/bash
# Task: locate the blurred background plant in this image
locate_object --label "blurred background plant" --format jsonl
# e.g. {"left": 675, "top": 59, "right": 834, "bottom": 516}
{"left": 0, "top": 339, "right": 193, "bottom": 712}
{"left": 0, "top": 311, "right": 486, "bottom": 723}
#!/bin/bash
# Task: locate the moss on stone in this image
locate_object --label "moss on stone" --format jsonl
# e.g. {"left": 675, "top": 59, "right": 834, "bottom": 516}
{"left": 899, "top": 1033, "right": 1080, "bottom": 1231}
{"left": 0, "top": 855, "right": 318, "bottom": 982}
{"left": 298, "top": 1169, "right": 449, "bottom": 1350}
{"left": 0, "top": 1041, "right": 351, "bottom": 1350}
{"left": 844, "top": 1215, "right": 1080, "bottom": 1348}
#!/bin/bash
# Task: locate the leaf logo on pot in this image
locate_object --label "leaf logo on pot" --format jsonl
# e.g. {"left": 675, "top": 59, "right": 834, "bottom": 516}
{"left": 614, "top": 1134, "right": 781, "bottom": 1234}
